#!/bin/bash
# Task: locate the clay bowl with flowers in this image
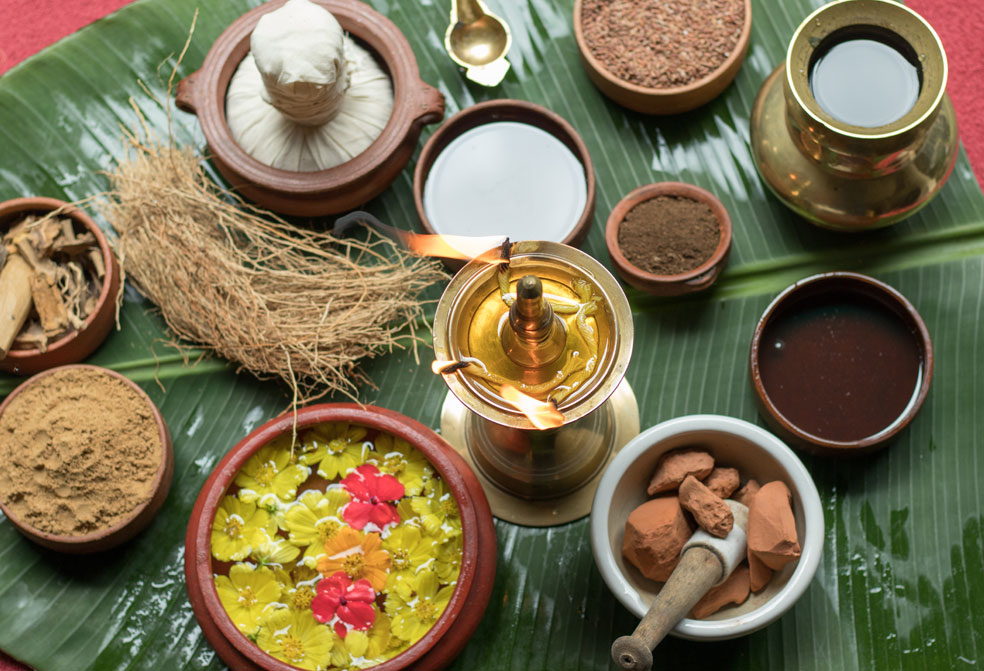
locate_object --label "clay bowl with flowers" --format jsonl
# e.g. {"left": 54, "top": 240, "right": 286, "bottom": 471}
{"left": 185, "top": 403, "right": 496, "bottom": 671}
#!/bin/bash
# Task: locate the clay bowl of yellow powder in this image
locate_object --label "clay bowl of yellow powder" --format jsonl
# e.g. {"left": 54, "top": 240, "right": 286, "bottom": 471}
{"left": 0, "top": 364, "right": 174, "bottom": 553}
{"left": 184, "top": 402, "right": 496, "bottom": 671}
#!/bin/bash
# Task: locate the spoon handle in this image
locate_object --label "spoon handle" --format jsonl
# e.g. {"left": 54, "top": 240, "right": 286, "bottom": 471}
{"left": 453, "top": 0, "right": 485, "bottom": 24}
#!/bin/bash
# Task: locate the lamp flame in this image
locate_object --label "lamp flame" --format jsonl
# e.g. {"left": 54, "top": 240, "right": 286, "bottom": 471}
{"left": 500, "top": 384, "right": 565, "bottom": 430}
{"left": 405, "top": 233, "right": 511, "bottom": 265}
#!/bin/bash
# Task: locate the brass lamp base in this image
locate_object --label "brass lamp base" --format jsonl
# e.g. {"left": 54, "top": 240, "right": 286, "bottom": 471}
{"left": 440, "top": 379, "right": 639, "bottom": 526}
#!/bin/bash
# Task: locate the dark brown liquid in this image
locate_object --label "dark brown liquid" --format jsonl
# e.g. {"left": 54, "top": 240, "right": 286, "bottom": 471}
{"left": 809, "top": 31, "right": 920, "bottom": 128}
{"left": 758, "top": 293, "right": 922, "bottom": 442}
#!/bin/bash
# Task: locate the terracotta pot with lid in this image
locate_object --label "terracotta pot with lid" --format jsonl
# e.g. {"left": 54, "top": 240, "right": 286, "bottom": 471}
{"left": 176, "top": 0, "right": 445, "bottom": 217}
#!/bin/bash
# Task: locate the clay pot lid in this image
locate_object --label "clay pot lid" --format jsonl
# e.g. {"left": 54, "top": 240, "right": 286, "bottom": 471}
{"left": 749, "top": 272, "right": 934, "bottom": 456}
{"left": 0, "top": 364, "right": 174, "bottom": 553}
{"left": 572, "top": 0, "right": 752, "bottom": 115}
{"left": 175, "top": 0, "right": 445, "bottom": 217}
{"left": 413, "top": 99, "right": 596, "bottom": 263}
{"left": 184, "top": 403, "right": 497, "bottom": 671}
{"left": 0, "top": 197, "right": 121, "bottom": 375}
{"left": 605, "top": 182, "right": 733, "bottom": 296}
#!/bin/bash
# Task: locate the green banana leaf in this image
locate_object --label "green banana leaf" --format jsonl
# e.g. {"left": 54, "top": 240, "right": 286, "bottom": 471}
{"left": 1, "top": 0, "right": 983, "bottom": 669}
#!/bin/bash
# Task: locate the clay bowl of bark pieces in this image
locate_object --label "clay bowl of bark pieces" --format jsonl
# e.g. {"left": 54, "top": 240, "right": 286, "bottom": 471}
{"left": 749, "top": 272, "right": 933, "bottom": 457}
{"left": 175, "top": 0, "right": 445, "bottom": 217}
{"left": 185, "top": 403, "right": 497, "bottom": 671}
{"left": 573, "top": 0, "right": 752, "bottom": 114}
{"left": 0, "top": 364, "right": 174, "bottom": 554}
{"left": 605, "top": 182, "right": 732, "bottom": 296}
{"left": 0, "top": 197, "right": 121, "bottom": 375}
{"left": 591, "top": 414, "right": 823, "bottom": 640}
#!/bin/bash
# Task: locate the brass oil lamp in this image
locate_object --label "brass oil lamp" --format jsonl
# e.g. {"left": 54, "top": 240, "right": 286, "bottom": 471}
{"left": 433, "top": 241, "right": 639, "bottom": 526}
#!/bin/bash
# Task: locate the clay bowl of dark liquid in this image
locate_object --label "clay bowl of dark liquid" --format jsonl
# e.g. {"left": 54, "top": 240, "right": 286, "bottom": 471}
{"left": 749, "top": 272, "right": 932, "bottom": 456}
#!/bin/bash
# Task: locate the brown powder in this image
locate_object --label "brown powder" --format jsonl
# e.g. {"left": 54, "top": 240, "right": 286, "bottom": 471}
{"left": 617, "top": 196, "right": 720, "bottom": 276}
{"left": 581, "top": 0, "right": 745, "bottom": 89}
{"left": 0, "top": 367, "right": 162, "bottom": 536}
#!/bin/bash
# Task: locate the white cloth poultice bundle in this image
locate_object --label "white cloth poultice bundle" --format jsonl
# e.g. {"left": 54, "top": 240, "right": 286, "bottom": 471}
{"left": 226, "top": 0, "right": 394, "bottom": 171}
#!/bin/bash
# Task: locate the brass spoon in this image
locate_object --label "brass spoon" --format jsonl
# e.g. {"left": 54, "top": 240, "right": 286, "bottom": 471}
{"left": 444, "top": 0, "right": 512, "bottom": 87}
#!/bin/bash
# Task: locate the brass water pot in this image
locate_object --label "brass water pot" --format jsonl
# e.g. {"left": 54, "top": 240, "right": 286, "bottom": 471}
{"left": 750, "top": 0, "right": 958, "bottom": 231}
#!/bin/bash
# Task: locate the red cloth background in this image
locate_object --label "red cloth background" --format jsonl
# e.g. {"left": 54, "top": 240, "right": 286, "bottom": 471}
{"left": 0, "top": 0, "right": 981, "bottom": 669}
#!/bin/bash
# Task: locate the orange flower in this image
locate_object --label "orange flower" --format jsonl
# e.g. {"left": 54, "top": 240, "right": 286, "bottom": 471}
{"left": 317, "top": 527, "right": 390, "bottom": 591}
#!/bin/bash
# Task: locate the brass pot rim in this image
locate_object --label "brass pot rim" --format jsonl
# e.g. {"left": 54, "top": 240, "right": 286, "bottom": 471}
{"left": 785, "top": 0, "right": 948, "bottom": 140}
{"left": 434, "top": 241, "right": 633, "bottom": 430}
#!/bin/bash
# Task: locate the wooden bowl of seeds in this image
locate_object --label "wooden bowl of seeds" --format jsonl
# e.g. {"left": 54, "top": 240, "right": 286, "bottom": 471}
{"left": 0, "top": 197, "right": 121, "bottom": 375}
{"left": 573, "top": 0, "right": 752, "bottom": 115}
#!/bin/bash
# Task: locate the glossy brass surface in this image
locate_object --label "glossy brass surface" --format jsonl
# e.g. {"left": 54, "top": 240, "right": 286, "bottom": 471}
{"left": 444, "top": 0, "right": 512, "bottom": 87}
{"left": 750, "top": 0, "right": 959, "bottom": 230}
{"left": 434, "top": 241, "right": 638, "bottom": 525}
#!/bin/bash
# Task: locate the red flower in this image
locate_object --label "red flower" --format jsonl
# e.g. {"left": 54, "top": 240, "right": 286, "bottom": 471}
{"left": 341, "top": 464, "right": 404, "bottom": 530}
{"left": 311, "top": 571, "right": 376, "bottom": 638}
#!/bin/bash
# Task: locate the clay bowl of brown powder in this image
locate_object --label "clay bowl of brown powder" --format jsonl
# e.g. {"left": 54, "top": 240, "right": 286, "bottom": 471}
{"left": 0, "top": 364, "right": 174, "bottom": 553}
{"left": 0, "top": 197, "right": 122, "bottom": 376}
{"left": 574, "top": 0, "right": 752, "bottom": 115}
{"left": 605, "top": 182, "right": 732, "bottom": 296}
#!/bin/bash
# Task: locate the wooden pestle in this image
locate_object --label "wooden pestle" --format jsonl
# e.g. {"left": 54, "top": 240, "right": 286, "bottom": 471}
{"left": 0, "top": 253, "right": 35, "bottom": 357}
{"left": 611, "top": 500, "right": 749, "bottom": 671}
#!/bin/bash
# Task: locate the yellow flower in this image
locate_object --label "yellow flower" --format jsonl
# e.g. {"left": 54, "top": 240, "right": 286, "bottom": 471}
{"left": 317, "top": 527, "right": 390, "bottom": 591}
{"left": 215, "top": 564, "right": 281, "bottom": 636}
{"left": 279, "top": 565, "right": 321, "bottom": 613}
{"left": 257, "top": 492, "right": 291, "bottom": 531}
{"left": 251, "top": 533, "right": 301, "bottom": 567}
{"left": 297, "top": 423, "right": 370, "bottom": 480}
{"left": 410, "top": 479, "right": 462, "bottom": 539}
{"left": 284, "top": 488, "right": 351, "bottom": 568}
{"left": 369, "top": 433, "right": 433, "bottom": 496}
{"left": 235, "top": 443, "right": 310, "bottom": 503}
{"left": 382, "top": 524, "right": 437, "bottom": 584}
{"left": 256, "top": 608, "right": 333, "bottom": 671}
{"left": 384, "top": 570, "right": 454, "bottom": 644}
{"left": 433, "top": 535, "right": 463, "bottom": 584}
{"left": 331, "top": 608, "right": 393, "bottom": 669}
{"left": 211, "top": 495, "right": 276, "bottom": 562}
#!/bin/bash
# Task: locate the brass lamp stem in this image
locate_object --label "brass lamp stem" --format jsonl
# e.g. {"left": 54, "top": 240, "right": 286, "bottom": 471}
{"left": 501, "top": 275, "right": 566, "bottom": 368}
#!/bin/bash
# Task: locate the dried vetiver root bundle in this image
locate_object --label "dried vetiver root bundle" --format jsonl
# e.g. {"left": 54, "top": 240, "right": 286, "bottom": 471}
{"left": 100, "top": 129, "right": 445, "bottom": 402}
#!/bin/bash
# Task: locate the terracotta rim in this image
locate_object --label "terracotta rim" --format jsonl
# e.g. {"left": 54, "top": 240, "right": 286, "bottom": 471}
{"left": 749, "top": 272, "right": 934, "bottom": 455}
{"left": 0, "top": 197, "right": 121, "bottom": 374}
{"left": 184, "top": 403, "right": 495, "bottom": 671}
{"left": 413, "top": 99, "right": 596, "bottom": 251}
{"left": 572, "top": 0, "right": 753, "bottom": 110}
{"left": 176, "top": 0, "right": 444, "bottom": 199}
{"left": 605, "top": 182, "right": 733, "bottom": 292}
{"left": 0, "top": 364, "right": 174, "bottom": 553}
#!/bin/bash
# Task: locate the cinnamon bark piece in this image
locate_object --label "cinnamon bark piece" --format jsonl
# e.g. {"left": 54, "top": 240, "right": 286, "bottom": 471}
{"left": 0, "top": 254, "right": 35, "bottom": 357}
{"left": 647, "top": 447, "right": 714, "bottom": 495}
{"left": 678, "top": 475, "right": 734, "bottom": 538}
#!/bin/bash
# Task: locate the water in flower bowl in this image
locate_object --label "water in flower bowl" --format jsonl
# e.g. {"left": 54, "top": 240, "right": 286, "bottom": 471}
{"left": 209, "top": 422, "right": 463, "bottom": 670}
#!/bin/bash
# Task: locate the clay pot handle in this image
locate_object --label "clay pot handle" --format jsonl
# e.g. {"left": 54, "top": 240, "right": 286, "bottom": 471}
{"left": 175, "top": 71, "right": 201, "bottom": 114}
{"left": 413, "top": 83, "right": 446, "bottom": 127}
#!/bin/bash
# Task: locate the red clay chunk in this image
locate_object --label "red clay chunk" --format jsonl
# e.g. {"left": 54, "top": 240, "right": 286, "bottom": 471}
{"left": 702, "top": 467, "right": 740, "bottom": 498}
{"left": 647, "top": 447, "right": 715, "bottom": 495}
{"left": 747, "top": 480, "right": 801, "bottom": 571}
{"left": 748, "top": 547, "right": 773, "bottom": 592}
{"left": 678, "top": 475, "right": 734, "bottom": 538}
{"left": 732, "top": 478, "right": 761, "bottom": 507}
{"left": 691, "top": 564, "right": 751, "bottom": 619}
{"left": 622, "top": 496, "right": 694, "bottom": 582}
